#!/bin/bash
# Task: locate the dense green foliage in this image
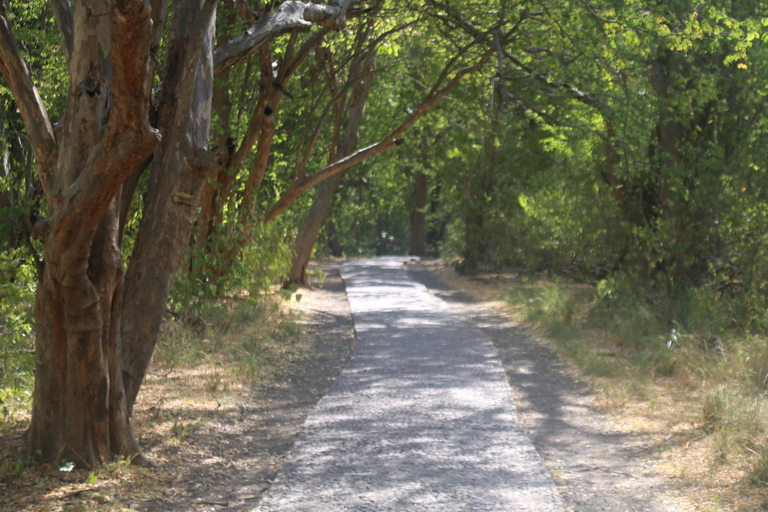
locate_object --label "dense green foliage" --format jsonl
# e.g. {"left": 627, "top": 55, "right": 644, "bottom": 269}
{"left": 304, "top": 1, "right": 768, "bottom": 321}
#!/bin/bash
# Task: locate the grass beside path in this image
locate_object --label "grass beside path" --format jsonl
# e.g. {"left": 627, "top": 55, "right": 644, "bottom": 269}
{"left": 0, "top": 287, "right": 314, "bottom": 512}
{"left": 425, "top": 259, "right": 768, "bottom": 512}
{"left": 2, "top": 258, "right": 766, "bottom": 511}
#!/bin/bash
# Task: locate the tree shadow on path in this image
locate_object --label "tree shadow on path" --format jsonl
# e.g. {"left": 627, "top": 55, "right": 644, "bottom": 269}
{"left": 407, "top": 261, "right": 674, "bottom": 512}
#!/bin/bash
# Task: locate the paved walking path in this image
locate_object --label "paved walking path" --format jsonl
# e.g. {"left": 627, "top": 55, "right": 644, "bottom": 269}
{"left": 254, "top": 257, "right": 565, "bottom": 511}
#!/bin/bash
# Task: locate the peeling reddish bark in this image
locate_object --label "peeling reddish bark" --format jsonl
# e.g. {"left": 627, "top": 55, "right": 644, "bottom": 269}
{"left": 20, "top": 0, "right": 160, "bottom": 466}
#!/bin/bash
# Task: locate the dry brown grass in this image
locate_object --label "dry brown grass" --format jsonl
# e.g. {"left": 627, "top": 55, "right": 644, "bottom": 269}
{"left": 0, "top": 290, "right": 315, "bottom": 512}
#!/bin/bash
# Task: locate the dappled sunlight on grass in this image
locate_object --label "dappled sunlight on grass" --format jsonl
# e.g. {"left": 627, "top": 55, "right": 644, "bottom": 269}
{"left": 0, "top": 290, "right": 314, "bottom": 512}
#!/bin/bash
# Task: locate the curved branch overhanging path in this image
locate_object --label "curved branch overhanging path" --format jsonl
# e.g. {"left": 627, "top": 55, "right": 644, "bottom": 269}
{"left": 254, "top": 257, "right": 565, "bottom": 511}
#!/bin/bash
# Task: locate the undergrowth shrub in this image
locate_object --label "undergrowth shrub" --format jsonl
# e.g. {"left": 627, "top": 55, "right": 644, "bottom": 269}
{"left": 0, "top": 251, "right": 37, "bottom": 422}
{"left": 513, "top": 170, "right": 626, "bottom": 277}
{"left": 170, "top": 220, "right": 294, "bottom": 319}
{"left": 155, "top": 289, "right": 305, "bottom": 384}
{"left": 157, "top": 220, "right": 307, "bottom": 382}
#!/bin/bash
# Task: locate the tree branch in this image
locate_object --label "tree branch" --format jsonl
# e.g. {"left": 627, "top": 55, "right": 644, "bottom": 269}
{"left": 262, "top": 47, "right": 494, "bottom": 224}
{"left": 227, "top": 47, "right": 273, "bottom": 174}
{"left": 296, "top": 44, "right": 371, "bottom": 179}
{"left": 282, "top": 27, "right": 330, "bottom": 80}
{"left": 148, "top": 0, "right": 170, "bottom": 44}
{"left": 214, "top": 0, "right": 354, "bottom": 74}
{"left": 294, "top": 81, "right": 335, "bottom": 179}
{"left": 262, "top": 137, "right": 402, "bottom": 224}
{"left": 50, "top": 0, "right": 74, "bottom": 66}
{"left": 0, "top": 5, "right": 57, "bottom": 203}
{"left": 576, "top": 0, "right": 618, "bottom": 24}
{"left": 500, "top": 46, "right": 610, "bottom": 111}
{"left": 500, "top": 86, "right": 613, "bottom": 146}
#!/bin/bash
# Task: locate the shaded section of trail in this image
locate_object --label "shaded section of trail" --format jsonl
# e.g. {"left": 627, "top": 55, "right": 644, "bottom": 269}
{"left": 255, "top": 257, "right": 564, "bottom": 511}
{"left": 406, "top": 260, "right": 670, "bottom": 512}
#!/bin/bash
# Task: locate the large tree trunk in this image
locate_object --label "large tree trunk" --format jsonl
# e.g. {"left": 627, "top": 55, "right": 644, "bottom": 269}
{"left": 118, "top": 0, "right": 358, "bottom": 412}
{"left": 462, "top": 176, "right": 481, "bottom": 274}
{"left": 186, "top": 9, "right": 241, "bottom": 280}
{"left": 650, "top": 52, "right": 684, "bottom": 219}
{"left": 462, "top": 96, "right": 499, "bottom": 274}
{"left": 285, "top": 45, "right": 377, "bottom": 287}
{"left": 649, "top": 49, "right": 691, "bottom": 282}
{"left": 31, "top": 199, "right": 142, "bottom": 467}
{"left": 24, "top": 0, "right": 162, "bottom": 466}
{"left": 409, "top": 171, "right": 428, "bottom": 257}
{"left": 121, "top": 0, "right": 217, "bottom": 414}
{"left": 326, "top": 219, "right": 343, "bottom": 257}
{"left": 286, "top": 172, "right": 347, "bottom": 287}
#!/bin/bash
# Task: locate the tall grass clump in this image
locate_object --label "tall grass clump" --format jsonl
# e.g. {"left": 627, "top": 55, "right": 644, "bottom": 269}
{"left": 503, "top": 268, "right": 768, "bottom": 479}
{"left": 702, "top": 385, "right": 763, "bottom": 464}
{"left": 157, "top": 221, "right": 310, "bottom": 384}
{"left": 743, "top": 341, "right": 768, "bottom": 396}
{"left": 506, "top": 278, "right": 622, "bottom": 377}
{"left": 750, "top": 442, "right": 768, "bottom": 487}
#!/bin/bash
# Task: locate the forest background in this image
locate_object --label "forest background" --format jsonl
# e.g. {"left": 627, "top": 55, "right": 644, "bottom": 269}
{"left": 1, "top": 0, "right": 768, "bottom": 509}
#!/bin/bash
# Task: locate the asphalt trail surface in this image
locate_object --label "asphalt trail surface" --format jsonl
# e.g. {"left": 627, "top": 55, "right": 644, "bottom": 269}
{"left": 254, "top": 257, "right": 564, "bottom": 511}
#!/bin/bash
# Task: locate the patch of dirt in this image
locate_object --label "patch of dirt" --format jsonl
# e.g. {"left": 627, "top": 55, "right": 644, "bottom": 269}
{"left": 133, "top": 259, "right": 356, "bottom": 512}
{"left": 405, "top": 259, "right": 695, "bottom": 512}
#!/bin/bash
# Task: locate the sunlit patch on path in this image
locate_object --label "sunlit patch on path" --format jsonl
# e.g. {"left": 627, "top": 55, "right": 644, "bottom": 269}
{"left": 254, "top": 257, "right": 564, "bottom": 511}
